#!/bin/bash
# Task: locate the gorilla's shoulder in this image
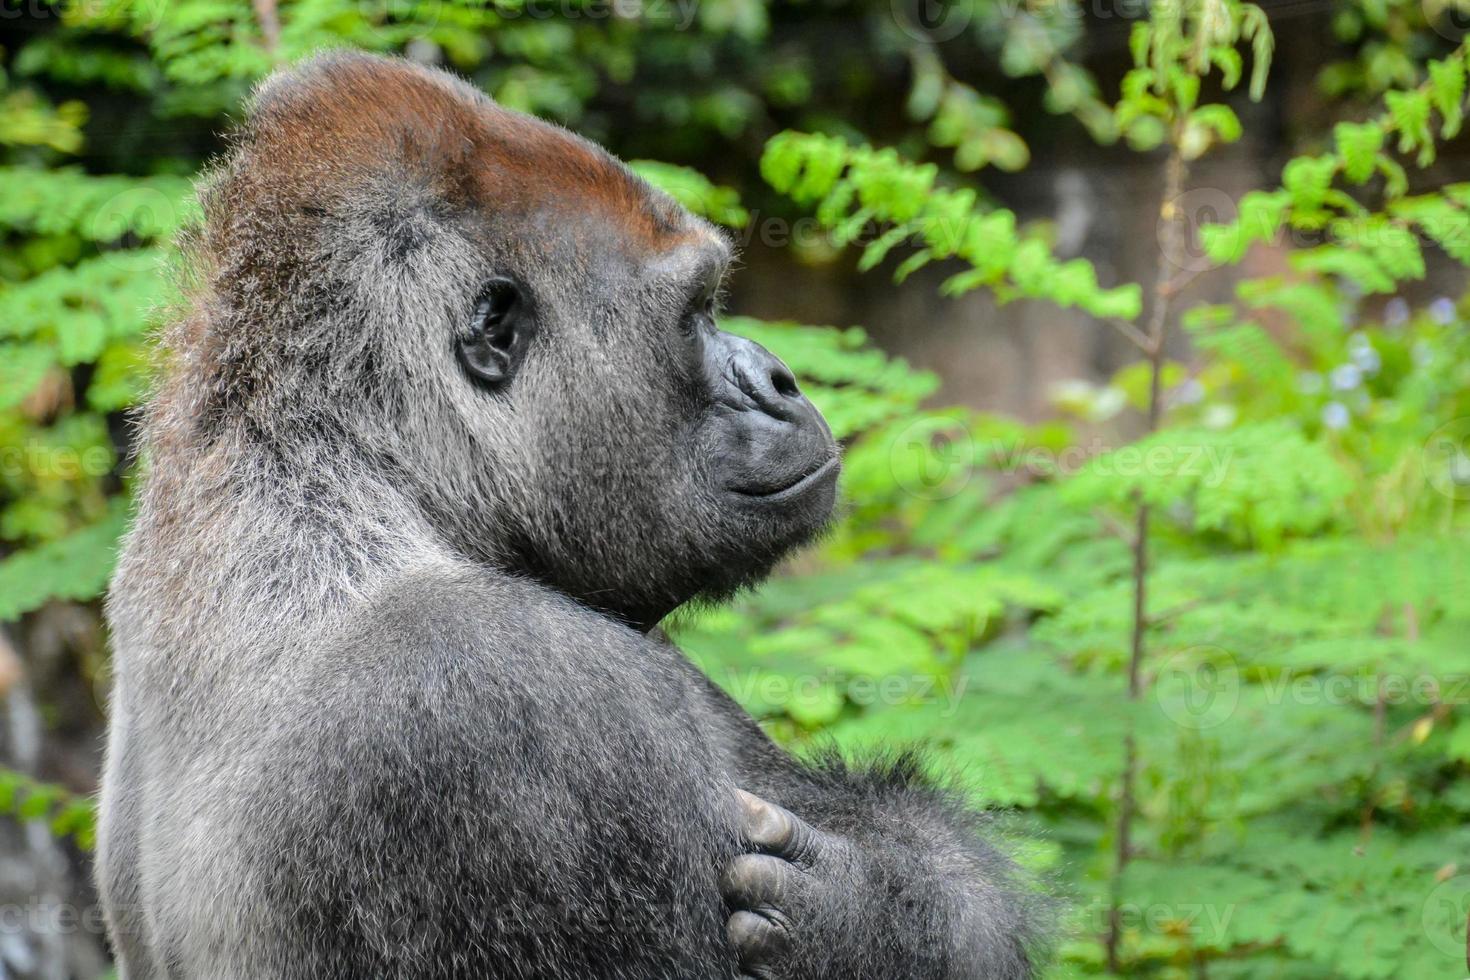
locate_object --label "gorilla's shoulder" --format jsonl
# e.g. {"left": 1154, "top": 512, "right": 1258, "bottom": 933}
{"left": 264, "top": 564, "right": 721, "bottom": 798}
{"left": 315, "top": 562, "right": 663, "bottom": 690}
{"left": 360, "top": 561, "right": 616, "bottom": 634}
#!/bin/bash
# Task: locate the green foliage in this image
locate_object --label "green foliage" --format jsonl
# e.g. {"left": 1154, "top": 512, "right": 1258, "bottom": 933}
{"left": 1114, "top": 0, "right": 1270, "bottom": 154}
{"left": 739, "top": 3, "right": 1470, "bottom": 977}
{"left": 0, "top": 499, "right": 130, "bottom": 622}
{"left": 1202, "top": 44, "right": 1470, "bottom": 281}
{"left": 1063, "top": 423, "right": 1353, "bottom": 547}
{"left": 4, "top": 1, "right": 1470, "bottom": 977}
{"left": 760, "top": 132, "right": 1143, "bottom": 320}
{"left": 629, "top": 161, "right": 750, "bottom": 227}
{"left": 0, "top": 769, "right": 97, "bottom": 850}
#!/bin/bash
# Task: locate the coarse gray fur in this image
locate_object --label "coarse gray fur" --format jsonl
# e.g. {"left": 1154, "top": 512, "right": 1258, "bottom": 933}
{"left": 98, "top": 51, "right": 1046, "bottom": 980}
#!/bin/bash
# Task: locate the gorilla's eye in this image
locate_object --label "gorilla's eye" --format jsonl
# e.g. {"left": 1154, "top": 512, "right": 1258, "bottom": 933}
{"left": 682, "top": 288, "right": 718, "bottom": 337}
{"left": 459, "top": 277, "right": 528, "bottom": 387}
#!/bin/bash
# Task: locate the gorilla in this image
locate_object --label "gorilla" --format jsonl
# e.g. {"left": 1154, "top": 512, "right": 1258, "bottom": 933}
{"left": 98, "top": 52, "right": 1043, "bottom": 979}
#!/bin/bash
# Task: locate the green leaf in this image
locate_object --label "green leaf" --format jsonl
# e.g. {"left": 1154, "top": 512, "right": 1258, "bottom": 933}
{"left": 1385, "top": 89, "right": 1434, "bottom": 166}
{"left": 0, "top": 499, "right": 131, "bottom": 621}
{"left": 628, "top": 160, "right": 749, "bottom": 228}
{"left": 1334, "top": 122, "right": 1385, "bottom": 184}
{"left": 1428, "top": 56, "right": 1466, "bottom": 139}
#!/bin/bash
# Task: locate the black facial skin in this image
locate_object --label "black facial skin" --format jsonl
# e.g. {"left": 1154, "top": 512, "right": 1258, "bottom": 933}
{"left": 701, "top": 326, "right": 839, "bottom": 500}
{"left": 97, "top": 51, "right": 1045, "bottom": 980}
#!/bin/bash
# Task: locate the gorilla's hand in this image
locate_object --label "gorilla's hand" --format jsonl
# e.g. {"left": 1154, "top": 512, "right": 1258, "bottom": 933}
{"left": 721, "top": 789, "right": 865, "bottom": 979}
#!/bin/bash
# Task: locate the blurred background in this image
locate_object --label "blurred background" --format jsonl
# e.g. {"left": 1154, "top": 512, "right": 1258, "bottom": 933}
{"left": 4, "top": 0, "right": 1470, "bottom": 975}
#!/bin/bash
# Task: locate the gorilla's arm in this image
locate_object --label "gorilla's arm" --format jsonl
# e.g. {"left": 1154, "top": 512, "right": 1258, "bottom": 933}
{"left": 686, "top": 667, "right": 1046, "bottom": 980}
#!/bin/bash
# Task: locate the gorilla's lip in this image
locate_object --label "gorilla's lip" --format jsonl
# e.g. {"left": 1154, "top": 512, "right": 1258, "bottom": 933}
{"left": 730, "top": 457, "right": 841, "bottom": 501}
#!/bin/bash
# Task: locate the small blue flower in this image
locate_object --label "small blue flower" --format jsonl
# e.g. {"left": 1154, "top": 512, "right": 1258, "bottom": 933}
{"left": 1348, "top": 335, "right": 1381, "bottom": 374}
{"left": 1321, "top": 402, "right": 1350, "bottom": 430}
{"left": 1167, "top": 379, "right": 1204, "bottom": 407}
{"left": 1429, "top": 297, "right": 1456, "bottom": 325}
{"left": 1330, "top": 364, "right": 1362, "bottom": 391}
{"left": 1384, "top": 297, "right": 1410, "bottom": 327}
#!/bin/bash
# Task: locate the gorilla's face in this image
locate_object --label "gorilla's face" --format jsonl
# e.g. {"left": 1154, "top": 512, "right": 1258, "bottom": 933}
{"left": 444, "top": 213, "right": 840, "bottom": 630}
{"left": 222, "top": 53, "right": 838, "bottom": 629}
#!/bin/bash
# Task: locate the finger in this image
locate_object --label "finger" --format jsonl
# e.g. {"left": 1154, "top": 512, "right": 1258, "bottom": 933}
{"left": 720, "top": 852, "right": 807, "bottom": 911}
{"left": 734, "top": 789, "right": 822, "bottom": 865}
{"left": 727, "top": 909, "right": 793, "bottom": 974}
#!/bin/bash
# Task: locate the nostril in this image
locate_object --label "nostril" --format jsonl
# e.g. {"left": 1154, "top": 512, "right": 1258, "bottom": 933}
{"left": 770, "top": 365, "right": 800, "bottom": 400}
{"left": 721, "top": 337, "right": 805, "bottom": 419}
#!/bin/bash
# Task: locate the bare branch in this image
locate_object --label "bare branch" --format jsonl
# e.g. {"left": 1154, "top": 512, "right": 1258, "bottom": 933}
{"left": 1106, "top": 317, "right": 1153, "bottom": 353}
{"left": 254, "top": 0, "right": 281, "bottom": 53}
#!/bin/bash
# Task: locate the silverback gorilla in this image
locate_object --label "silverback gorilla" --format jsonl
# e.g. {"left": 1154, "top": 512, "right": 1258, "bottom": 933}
{"left": 98, "top": 52, "right": 1043, "bottom": 979}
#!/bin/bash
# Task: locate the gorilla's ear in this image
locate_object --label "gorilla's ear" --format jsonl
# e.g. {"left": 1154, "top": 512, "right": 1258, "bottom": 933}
{"left": 459, "top": 278, "right": 531, "bottom": 387}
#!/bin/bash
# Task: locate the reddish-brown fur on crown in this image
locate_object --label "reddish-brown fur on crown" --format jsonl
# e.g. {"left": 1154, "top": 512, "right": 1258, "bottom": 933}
{"left": 224, "top": 51, "right": 686, "bottom": 248}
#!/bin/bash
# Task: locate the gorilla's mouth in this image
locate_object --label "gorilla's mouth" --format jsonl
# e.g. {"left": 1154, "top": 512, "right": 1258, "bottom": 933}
{"left": 730, "top": 457, "right": 841, "bottom": 501}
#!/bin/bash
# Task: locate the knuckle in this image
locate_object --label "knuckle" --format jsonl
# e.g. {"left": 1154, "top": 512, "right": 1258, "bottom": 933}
{"left": 722, "top": 853, "right": 800, "bottom": 908}
{"left": 745, "top": 798, "right": 793, "bottom": 849}
{"left": 758, "top": 806, "right": 795, "bottom": 849}
{"left": 726, "top": 910, "right": 792, "bottom": 961}
{"left": 719, "top": 853, "right": 765, "bottom": 898}
{"left": 737, "top": 790, "right": 788, "bottom": 846}
{"left": 784, "top": 824, "right": 822, "bottom": 868}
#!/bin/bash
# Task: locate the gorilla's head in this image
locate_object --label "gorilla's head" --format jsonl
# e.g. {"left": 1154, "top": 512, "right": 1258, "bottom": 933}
{"left": 182, "top": 52, "right": 839, "bottom": 630}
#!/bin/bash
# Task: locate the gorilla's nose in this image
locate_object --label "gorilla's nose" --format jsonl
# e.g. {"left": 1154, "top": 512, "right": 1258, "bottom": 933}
{"left": 727, "top": 337, "right": 805, "bottom": 422}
